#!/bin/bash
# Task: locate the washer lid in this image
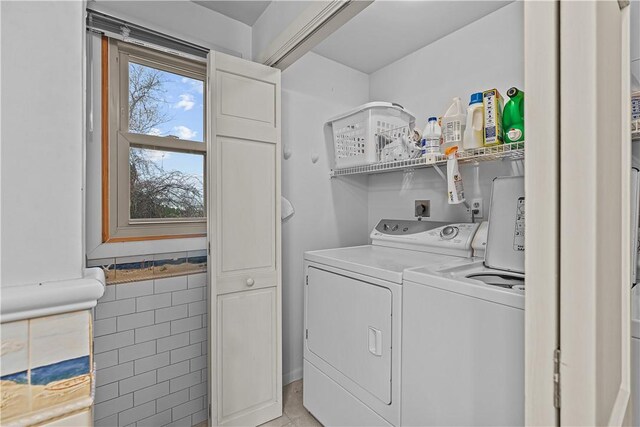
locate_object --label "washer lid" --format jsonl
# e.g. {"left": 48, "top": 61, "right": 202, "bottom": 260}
{"left": 404, "top": 263, "right": 525, "bottom": 310}
{"left": 485, "top": 176, "right": 525, "bottom": 274}
{"left": 304, "top": 245, "right": 465, "bottom": 284}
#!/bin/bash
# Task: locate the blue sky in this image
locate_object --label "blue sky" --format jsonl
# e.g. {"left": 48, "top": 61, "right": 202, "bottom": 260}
{"left": 130, "top": 63, "right": 204, "bottom": 179}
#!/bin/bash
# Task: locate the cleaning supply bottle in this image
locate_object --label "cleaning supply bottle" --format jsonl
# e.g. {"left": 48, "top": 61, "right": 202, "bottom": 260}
{"left": 503, "top": 87, "right": 525, "bottom": 143}
{"left": 441, "top": 97, "right": 466, "bottom": 154}
{"left": 445, "top": 146, "right": 465, "bottom": 205}
{"left": 463, "top": 93, "right": 484, "bottom": 150}
{"left": 421, "top": 117, "right": 441, "bottom": 156}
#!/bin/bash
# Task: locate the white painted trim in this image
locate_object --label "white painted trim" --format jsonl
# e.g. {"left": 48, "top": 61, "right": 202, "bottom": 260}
{"left": 0, "top": 268, "right": 105, "bottom": 323}
{"left": 256, "top": 0, "right": 372, "bottom": 70}
{"left": 560, "top": 2, "right": 630, "bottom": 425}
{"left": 619, "top": 5, "right": 633, "bottom": 426}
{"left": 206, "top": 48, "right": 217, "bottom": 426}
{"left": 523, "top": 2, "right": 559, "bottom": 425}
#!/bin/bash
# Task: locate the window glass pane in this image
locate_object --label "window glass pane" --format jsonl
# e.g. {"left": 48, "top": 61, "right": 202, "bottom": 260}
{"left": 128, "top": 62, "right": 204, "bottom": 142}
{"left": 130, "top": 147, "right": 205, "bottom": 219}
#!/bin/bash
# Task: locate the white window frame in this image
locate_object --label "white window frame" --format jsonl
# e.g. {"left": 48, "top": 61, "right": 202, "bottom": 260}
{"left": 107, "top": 39, "right": 207, "bottom": 241}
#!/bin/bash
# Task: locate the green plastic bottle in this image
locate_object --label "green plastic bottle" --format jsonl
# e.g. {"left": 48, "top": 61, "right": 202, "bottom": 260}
{"left": 503, "top": 87, "right": 525, "bottom": 143}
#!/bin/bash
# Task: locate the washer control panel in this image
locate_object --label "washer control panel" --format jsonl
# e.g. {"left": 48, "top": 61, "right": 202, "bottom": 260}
{"left": 371, "top": 220, "right": 480, "bottom": 258}
{"left": 374, "top": 219, "right": 447, "bottom": 236}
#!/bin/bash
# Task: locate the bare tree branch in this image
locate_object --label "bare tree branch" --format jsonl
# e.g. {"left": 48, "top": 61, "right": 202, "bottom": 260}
{"left": 128, "top": 63, "right": 172, "bottom": 134}
{"left": 127, "top": 64, "right": 204, "bottom": 219}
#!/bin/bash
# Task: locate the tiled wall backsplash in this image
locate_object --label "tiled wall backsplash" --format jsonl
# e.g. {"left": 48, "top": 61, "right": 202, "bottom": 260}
{"left": 0, "top": 311, "right": 93, "bottom": 425}
{"left": 88, "top": 250, "right": 207, "bottom": 285}
{"left": 93, "top": 272, "right": 208, "bottom": 427}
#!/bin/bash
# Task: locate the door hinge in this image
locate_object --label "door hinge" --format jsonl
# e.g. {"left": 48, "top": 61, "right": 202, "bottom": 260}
{"left": 208, "top": 403, "right": 212, "bottom": 418}
{"left": 306, "top": 275, "right": 308, "bottom": 285}
{"left": 553, "top": 348, "right": 561, "bottom": 409}
{"left": 208, "top": 242, "right": 211, "bottom": 255}
{"left": 305, "top": 329, "right": 309, "bottom": 339}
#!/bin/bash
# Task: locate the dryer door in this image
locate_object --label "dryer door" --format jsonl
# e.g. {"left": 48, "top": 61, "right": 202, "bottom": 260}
{"left": 306, "top": 266, "right": 392, "bottom": 404}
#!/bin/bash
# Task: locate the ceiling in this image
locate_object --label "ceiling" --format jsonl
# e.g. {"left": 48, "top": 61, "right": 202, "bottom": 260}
{"left": 313, "top": 1, "right": 513, "bottom": 74}
{"left": 193, "top": 1, "right": 271, "bottom": 26}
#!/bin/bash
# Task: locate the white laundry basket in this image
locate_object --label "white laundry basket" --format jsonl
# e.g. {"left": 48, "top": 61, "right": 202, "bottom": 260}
{"left": 328, "top": 102, "right": 415, "bottom": 168}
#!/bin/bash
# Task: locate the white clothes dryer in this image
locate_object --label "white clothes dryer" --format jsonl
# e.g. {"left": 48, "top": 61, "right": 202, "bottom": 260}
{"left": 303, "top": 220, "right": 479, "bottom": 427}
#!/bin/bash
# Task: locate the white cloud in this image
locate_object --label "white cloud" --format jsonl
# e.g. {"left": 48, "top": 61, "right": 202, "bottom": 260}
{"left": 181, "top": 77, "right": 204, "bottom": 94}
{"left": 147, "top": 128, "right": 162, "bottom": 136}
{"left": 175, "top": 93, "right": 195, "bottom": 111}
{"left": 173, "top": 125, "right": 197, "bottom": 140}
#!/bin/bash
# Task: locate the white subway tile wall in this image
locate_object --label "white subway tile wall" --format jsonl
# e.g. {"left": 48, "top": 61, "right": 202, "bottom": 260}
{"left": 93, "top": 273, "right": 208, "bottom": 427}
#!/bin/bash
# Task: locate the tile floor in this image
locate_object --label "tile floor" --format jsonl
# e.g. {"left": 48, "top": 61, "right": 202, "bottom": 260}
{"left": 259, "top": 380, "right": 322, "bottom": 427}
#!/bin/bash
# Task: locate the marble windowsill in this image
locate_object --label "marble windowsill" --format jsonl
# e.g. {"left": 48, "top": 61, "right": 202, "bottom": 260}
{"left": 88, "top": 250, "right": 207, "bottom": 285}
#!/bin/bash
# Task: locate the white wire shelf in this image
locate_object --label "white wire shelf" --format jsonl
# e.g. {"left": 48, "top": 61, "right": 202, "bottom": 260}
{"left": 329, "top": 141, "right": 525, "bottom": 178}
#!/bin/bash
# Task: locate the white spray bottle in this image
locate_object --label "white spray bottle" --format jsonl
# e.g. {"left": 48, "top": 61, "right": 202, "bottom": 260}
{"left": 445, "top": 146, "right": 465, "bottom": 204}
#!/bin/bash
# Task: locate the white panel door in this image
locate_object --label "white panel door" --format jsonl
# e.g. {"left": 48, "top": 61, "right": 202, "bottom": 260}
{"left": 560, "top": 1, "right": 632, "bottom": 425}
{"left": 208, "top": 51, "right": 282, "bottom": 426}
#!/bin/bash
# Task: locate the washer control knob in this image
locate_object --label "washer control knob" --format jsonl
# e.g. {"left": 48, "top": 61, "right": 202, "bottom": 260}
{"left": 392, "top": 224, "right": 399, "bottom": 231}
{"left": 383, "top": 223, "right": 389, "bottom": 231}
{"left": 440, "top": 226, "right": 459, "bottom": 240}
{"left": 246, "top": 278, "right": 255, "bottom": 287}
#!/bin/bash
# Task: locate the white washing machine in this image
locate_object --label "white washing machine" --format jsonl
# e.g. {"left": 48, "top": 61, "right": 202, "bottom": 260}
{"left": 401, "top": 176, "right": 525, "bottom": 426}
{"left": 303, "top": 219, "right": 480, "bottom": 427}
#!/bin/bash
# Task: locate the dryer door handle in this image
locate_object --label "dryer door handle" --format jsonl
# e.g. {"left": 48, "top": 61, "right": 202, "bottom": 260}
{"left": 368, "top": 327, "right": 383, "bottom": 357}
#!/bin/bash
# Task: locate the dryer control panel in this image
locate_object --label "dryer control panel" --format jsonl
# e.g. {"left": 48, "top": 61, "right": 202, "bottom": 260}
{"left": 371, "top": 220, "right": 480, "bottom": 258}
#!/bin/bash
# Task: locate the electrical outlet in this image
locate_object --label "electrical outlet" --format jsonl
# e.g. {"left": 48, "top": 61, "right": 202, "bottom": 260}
{"left": 415, "top": 200, "right": 430, "bottom": 217}
{"left": 470, "top": 198, "right": 483, "bottom": 217}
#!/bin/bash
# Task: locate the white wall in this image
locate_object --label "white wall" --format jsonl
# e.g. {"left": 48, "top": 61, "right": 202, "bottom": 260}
{"left": 88, "top": 0, "right": 252, "bottom": 59}
{"left": 367, "top": 1, "right": 524, "bottom": 229}
{"left": 1, "top": 1, "right": 85, "bottom": 287}
{"left": 281, "top": 52, "right": 370, "bottom": 383}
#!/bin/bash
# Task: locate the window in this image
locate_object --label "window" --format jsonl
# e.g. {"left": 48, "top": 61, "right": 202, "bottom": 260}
{"left": 105, "top": 39, "right": 207, "bottom": 241}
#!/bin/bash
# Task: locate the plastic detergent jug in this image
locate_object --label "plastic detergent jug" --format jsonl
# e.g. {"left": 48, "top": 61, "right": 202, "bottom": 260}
{"left": 503, "top": 87, "right": 525, "bottom": 143}
{"left": 441, "top": 97, "right": 466, "bottom": 154}
{"left": 421, "top": 117, "right": 441, "bottom": 155}
{"left": 463, "top": 93, "right": 484, "bottom": 150}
